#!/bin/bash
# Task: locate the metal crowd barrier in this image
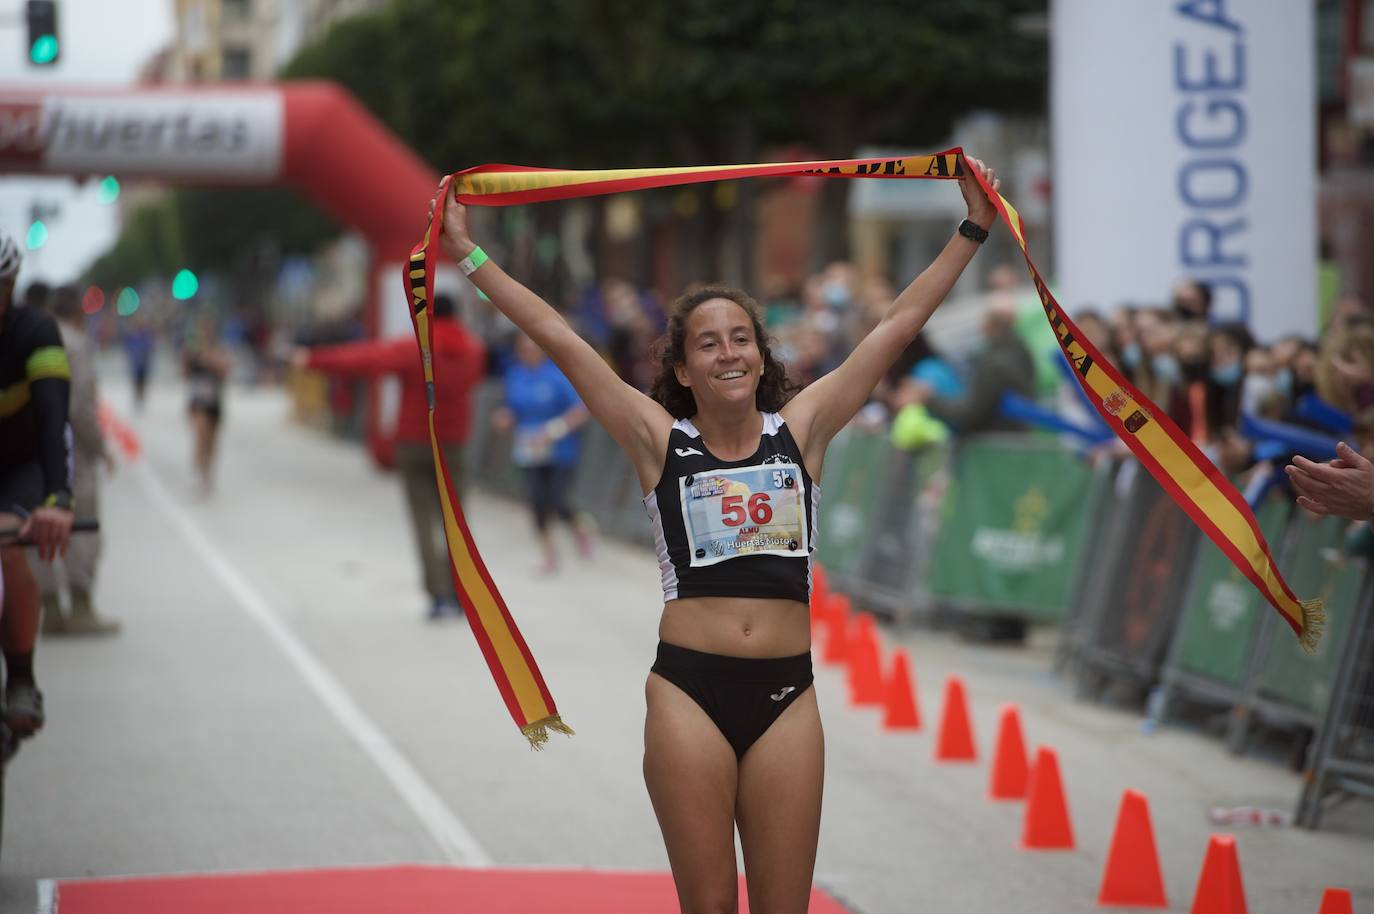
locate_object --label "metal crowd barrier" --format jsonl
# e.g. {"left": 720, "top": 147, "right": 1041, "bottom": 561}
{"left": 1057, "top": 459, "right": 1201, "bottom": 698}
{"left": 1158, "top": 502, "right": 1368, "bottom": 755}
{"left": 1296, "top": 567, "right": 1374, "bottom": 828}
{"left": 812, "top": 427, "right": 894, "bottom": 593}
{"left": 809, "top": 428, "right": 949, "bottom": 624}
{"left": 467, "top": 382, "right": 524, "bottom": 500}
{"left": 927, "top": 434, "right": 1107, "bottom": 638}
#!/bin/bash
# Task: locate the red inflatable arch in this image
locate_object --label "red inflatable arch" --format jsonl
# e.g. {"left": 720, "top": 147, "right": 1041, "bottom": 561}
{"left": 0, "top": 80, "right": 439, "bottom": 461}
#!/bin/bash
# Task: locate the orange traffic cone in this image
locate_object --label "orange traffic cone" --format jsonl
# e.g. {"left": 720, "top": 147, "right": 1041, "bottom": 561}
{"left": 1317, "top": 888, "right": 1353, "bottom": 914}
{"left": 1188, "top": 835, "right": 1248, "bottom": 914}
{"left": 826, "top": 591, "right": 850, "bottom": 632}
{"left": 846, "top": 615, "right": 885, "bottom": 707}
{"left": 1098, "top": 789, "right": 1167, "bottom": 907}
{"left": 934, "top": 675, "right": 977, "bottom": 762}
{"left": 821, "top": 595, "right": 851, "bottom": 665}
{"left": 988, "top": 704, "right": 1029, "bottom": 800}
{"left": 1021, "top": 746, "right": 1074, "bottom": 849}
{"left": 881, "top": 649, "right": 920, "bottom": 730}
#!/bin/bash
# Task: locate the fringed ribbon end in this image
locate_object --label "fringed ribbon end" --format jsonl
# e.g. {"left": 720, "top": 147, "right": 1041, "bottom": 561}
{"left": 521, "top": 715, "right": 576, "bottom": 751}
{"left": 1298, "top": 598, "right": 1327, "bottom": 655}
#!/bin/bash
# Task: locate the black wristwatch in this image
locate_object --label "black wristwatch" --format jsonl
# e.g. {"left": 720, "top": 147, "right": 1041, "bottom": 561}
{"left": 958, "top": 219, "right": 990, "bottom": 244}
{"left": 43, "top": 490, "right": 73, "bottom": 511}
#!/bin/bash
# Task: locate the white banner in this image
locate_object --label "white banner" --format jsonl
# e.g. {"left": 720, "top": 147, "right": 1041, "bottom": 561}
{"left": 0, "top": 90, "right": 282, "bottom": 179}
{"left": 1051, "top": 1, "right": 1315, "bottom": 342}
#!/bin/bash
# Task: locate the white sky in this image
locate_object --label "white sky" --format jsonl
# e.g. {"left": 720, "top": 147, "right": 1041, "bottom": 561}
{"left": 0, "top": 0, "right": 176, "bottom": 286}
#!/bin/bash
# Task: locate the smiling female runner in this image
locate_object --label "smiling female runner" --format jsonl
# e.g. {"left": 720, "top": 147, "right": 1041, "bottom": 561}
{"left": 432, "top": 156, "right": 998, "bottom": 914}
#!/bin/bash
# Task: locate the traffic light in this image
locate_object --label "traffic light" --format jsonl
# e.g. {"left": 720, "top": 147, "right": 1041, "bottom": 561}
{"left": 97, "top": 176, "right": 120, "bottom": 204}
{"left": 171, "top": 269, "right": 199, "bottom": 300}
{"left": 115, "top": 287, "right": 140, "bottom": 316}
{"left": 25, "top": 1, "right": 59, "bottom": 66}
{"left": 25, "top": 220, "right": 47, "bottom": 250}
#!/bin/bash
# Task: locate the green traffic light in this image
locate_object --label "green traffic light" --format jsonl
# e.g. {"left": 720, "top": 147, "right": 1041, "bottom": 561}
{"left": 116, "top": 288, "right": 140, "bottom": 316}
{"left": 30, "top": 34, "right": 57, "bottom": 65}
{"left": 172, "top": 269, "right": 199, "bottom": 300}
{"left": 26, "top": 220, "right": 47, "bottom": 251}
{"left": 97, "top": 176, "right": 120, "bottom": 204}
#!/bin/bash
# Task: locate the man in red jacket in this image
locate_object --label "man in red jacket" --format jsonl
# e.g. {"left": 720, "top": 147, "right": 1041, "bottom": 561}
{"left": 300, "top": 293, "right": 485, "bottom": 620}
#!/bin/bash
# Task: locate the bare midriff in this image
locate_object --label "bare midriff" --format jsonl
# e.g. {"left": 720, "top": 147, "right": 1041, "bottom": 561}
{"left": 658, "top": 595, "right": 811, "bottom": 658}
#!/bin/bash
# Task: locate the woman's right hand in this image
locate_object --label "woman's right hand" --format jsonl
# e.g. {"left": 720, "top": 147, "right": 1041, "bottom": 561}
{"left": 427, "top": 180, "right": 477, "bottom": 262}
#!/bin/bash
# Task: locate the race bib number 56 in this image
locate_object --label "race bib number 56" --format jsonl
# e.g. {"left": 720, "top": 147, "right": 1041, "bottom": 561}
{"left": 679, "top": 463, "right": 807, "bottom": 567}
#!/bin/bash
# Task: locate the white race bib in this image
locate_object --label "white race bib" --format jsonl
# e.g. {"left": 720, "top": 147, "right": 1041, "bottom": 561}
{"left": 678, "top": 463, "right": 807, "bottom": 567}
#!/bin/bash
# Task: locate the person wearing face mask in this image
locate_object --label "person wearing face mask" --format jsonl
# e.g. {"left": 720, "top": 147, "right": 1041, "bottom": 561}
{"left": 1204, "top": 324, "right": 1253, "bottom": 436}
{"left": 1241, "top": 346, "right": 1289, "bottom": 419}
{"left": 1172, "top": 323, "right": 1211, "bottom": 443}
{"left": 902, "top": 297, "right": 1034, "bottom": 434}
{"left": 1133, "top": 308, "right": 1191, "bottom": 428}
{"left": 1171, "top": 278, "right": 1212, "bottom": 324}
{"left": 1111, "top": 306, "right": 1141, "bottom": 378}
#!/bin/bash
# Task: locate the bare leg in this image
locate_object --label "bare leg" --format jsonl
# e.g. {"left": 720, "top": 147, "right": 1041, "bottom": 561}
{"left": 190, "top": 411, "right": 211, "bottom": 486}
{"left": 0, "top": 512, "right": 39, "bottom": 657}
{"left": 736, "top": 688, "right": 824, "bottom": 914}
{"left": 644, "top": 673, "right": 741, "bottom": 914}
{"left": 201, "top": 416, "right": 221, "bottom": 486}
{"left": 536, "top": 528, "right": 557, "bottom": 572}
{"left": 1, "top": 509, "right": 44, "bottom": 733}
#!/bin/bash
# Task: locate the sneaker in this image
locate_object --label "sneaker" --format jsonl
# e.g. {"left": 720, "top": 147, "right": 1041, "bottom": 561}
{"left": 4, "top": 681, "right": 45, "bottom": 737}
{"left": 57, "top": 592, "right": 121, "bottom": 637}
{"left": 427, "top": 598, "right": 465, "bottom": 621}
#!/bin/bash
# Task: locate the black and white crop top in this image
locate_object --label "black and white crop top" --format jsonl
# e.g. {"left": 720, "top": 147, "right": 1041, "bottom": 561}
{"left": 643, "top": 412, "right": 819, "bottom": 604}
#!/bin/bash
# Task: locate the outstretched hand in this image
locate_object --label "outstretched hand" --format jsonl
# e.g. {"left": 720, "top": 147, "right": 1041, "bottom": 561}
{"left": 960, "top": 155, "right": 1000, "bottom": 230}
{"left": 426, "top": 179, "right": 477, "bottom": 262}
{"left": 1285, "top": 441, "right": 1374, "bottom": 520}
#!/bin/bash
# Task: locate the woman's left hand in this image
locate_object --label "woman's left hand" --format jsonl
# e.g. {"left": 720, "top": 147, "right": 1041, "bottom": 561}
{"left": 960, "top": 155, "right": 1000, "bottom": 230}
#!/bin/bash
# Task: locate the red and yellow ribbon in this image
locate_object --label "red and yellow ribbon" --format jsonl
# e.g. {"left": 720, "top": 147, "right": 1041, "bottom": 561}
{"left": 407, "top": 147, "right": 1322, "bottom": 746}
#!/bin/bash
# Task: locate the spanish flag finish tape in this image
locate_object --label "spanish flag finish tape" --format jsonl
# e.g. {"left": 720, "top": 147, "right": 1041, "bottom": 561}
{"left": 405, "top": 148, "right": 1322, "bottom": 748}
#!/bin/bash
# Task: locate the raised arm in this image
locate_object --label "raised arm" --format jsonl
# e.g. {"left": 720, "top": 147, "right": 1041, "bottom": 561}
{"left": 434, "top": 187, "right": 672, "bottom": 490}
{"left": 781, "top": 156, "right": 1000, "bottom": 473}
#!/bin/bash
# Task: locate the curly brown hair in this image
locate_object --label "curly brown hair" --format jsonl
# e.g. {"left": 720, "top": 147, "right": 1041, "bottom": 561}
{"left": 648, "top": 285, "right": 799, "bottom": 420}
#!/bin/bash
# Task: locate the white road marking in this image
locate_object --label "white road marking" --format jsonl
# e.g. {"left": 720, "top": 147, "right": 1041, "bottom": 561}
{"left": 133, "top": 462, "right": 492, "bottom": 866}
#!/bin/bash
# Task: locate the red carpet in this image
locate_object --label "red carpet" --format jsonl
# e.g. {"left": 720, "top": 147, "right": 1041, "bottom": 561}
{"left": 50, "top": 865, "right": 854, "bottom": 913}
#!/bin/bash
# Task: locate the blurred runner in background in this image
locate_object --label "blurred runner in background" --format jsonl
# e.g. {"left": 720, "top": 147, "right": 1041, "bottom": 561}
{"left": 297, "top": 293, "right": 486, "bottom": 621}
{"left": 491, "top": 332, "right": 594, "bottom": 575}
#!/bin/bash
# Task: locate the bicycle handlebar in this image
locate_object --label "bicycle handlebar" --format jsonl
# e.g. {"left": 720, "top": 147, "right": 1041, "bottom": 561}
{"left": 0, "top": 519, "right": 100, "bottom": 544}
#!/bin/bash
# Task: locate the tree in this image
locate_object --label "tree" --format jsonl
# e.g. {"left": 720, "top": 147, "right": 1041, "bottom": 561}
{"left": 649, "top": 0, "right": 1048, "bottom": 265}
{"left": 91, "top": 1, "right": 1048, "bottom": 299}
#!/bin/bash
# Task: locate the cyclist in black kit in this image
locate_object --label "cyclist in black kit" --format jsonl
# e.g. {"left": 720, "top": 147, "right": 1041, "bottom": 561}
{"left": 430, "top": 156, "right": 1000, "bottom": 913}
{"left": 0, "top": 232, "right": 74, "bottom": 743}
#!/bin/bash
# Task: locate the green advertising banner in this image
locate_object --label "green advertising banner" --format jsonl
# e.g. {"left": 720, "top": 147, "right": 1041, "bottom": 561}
{"left": 1258, "top": 516, "right": 1367, "bottom": 714}
{"left": 929, "top": 437, "right": 1099, "bottom": 620}
{"left": 1172, "top": 495, "right": 1292, "bottom": 686}
{"left": 815, "top": 428, "right": 891, "bottom": 582}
